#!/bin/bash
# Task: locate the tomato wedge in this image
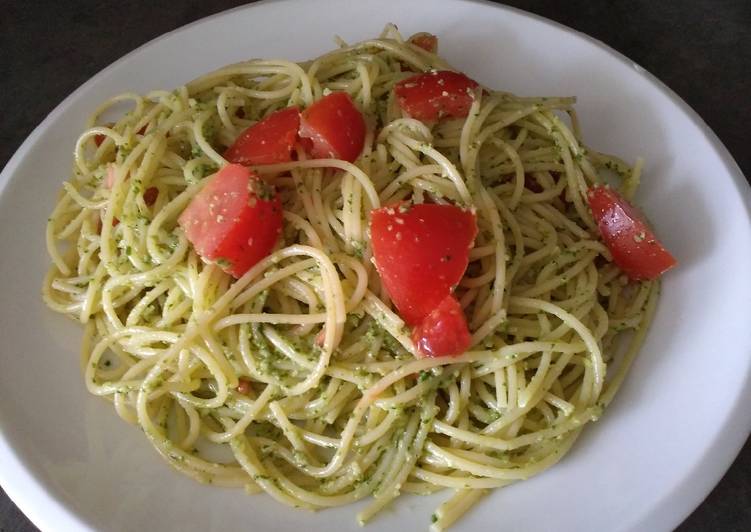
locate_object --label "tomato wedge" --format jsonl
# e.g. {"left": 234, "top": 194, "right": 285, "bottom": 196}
{"left": 370, "top": 203, "right": 477, "bottom": 326}
{"left": 407, "top": 32, "right": 438, "bottom": 53}
{"left": 299, "top": 92, "right": 366, "bottom": 163}
{"left": 178, "top": 164, "right": 283, "bottom": 278}
{"left": 587, "top": 185, "right": 676, "bottom": 280}
{"left": 411, "top": 295, "right": 472, "bottom": 357}
{"left": 394, "top": 71, "right": 479, "bottom": 122}
{"left": 224, "top": 107, "right": 300, "bottom": 165}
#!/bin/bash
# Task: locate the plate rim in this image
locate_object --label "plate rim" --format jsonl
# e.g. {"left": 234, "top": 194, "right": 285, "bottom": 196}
{"left": 1, "top": 1, "right": 750, "bottom": 531}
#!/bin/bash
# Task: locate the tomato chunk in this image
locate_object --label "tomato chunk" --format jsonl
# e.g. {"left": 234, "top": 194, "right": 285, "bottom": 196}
{"left": 224, "top": 107, "right": 300, "bottom": 165}
{"left": 178, "top": 164, "right": 283, "bottom": 278}
{"left": 394, "top": 71, "right": 479, "bottom": 121}
{"left": 299, "top": 92, "right": 366, "bottom": 163}
{"left": 408, "top": 32, "right": 438, "bottom": 53}
{"left": 587, "top": 185, "right": 676, "bottom": 280}
{"left": 370, "top": 203, "right": 477, "bottom": 325}
{"left": 412, "top": 295, "right": 471, "bottom": 357}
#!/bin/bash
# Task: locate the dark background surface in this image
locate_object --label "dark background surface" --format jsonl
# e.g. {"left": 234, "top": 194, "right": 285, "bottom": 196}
{"left": 0, "top": 1, "right": 749, "bottom": 531}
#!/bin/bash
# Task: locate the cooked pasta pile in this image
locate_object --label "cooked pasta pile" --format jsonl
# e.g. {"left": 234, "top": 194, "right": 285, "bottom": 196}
{"left": 44, "top": 24, "right": 659, "bottom": 531}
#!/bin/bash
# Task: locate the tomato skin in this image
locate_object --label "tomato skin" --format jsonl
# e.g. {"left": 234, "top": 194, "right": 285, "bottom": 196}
{"left": 299, "top": 92, "right": 366, "bottom": 163}
{"left": 394, "top": 71, "right": 479, "bottom": 121}
{"left": 587, "top": 186, "right": 676, "bottom": 280}
{"left": 178, "top": 164, "right": 283, "bottom": 278}
{"left": 224, "top": 107, "right": 300, "bottom": 165}
{"left": 408, "top": 32, "right": 438, "bottom": 53}
{"left": 370, "top": 203, "right": 477, "bottom": 326}
{"left": 412, "top": 295, "right": 471, "bottom": 357}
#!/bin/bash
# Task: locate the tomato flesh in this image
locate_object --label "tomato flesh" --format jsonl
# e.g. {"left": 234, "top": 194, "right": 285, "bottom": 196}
{"left": 412, "top": 295, "right": 472, "bottom": 357}
{"left": 178, "top": 164, "right": 283, "bottom": 278}
{"left": 299, "top": 92, "right": 366, "bottom": 163}
{"left": 224, "top": 107, "right": 300, "bottom": 165}
{"left": 394, "top": 71, "right": 479, "bottom": 121}
{"left": 587, "top": 186, "right": 676, "bottom": 280}
{"left": 104, "top": 164, "right": 117, "bottom": 189}
{"left": 370, "top": 203, "right": 477, "bottom": 325}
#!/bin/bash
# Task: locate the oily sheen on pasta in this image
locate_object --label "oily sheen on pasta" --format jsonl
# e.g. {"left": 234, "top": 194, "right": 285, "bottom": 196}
{"left": 44, "top": 25, "right": 661, "bottom": 531}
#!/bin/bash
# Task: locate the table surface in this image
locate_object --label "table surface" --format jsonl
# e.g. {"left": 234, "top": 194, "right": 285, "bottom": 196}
{"left": 1, "top": 1, "right": 749, "bottom": 531}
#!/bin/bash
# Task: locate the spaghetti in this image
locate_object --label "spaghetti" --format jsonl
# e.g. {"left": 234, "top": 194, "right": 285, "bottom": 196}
{"left": 44, "top": 24, "right": 661, "bottom": 531}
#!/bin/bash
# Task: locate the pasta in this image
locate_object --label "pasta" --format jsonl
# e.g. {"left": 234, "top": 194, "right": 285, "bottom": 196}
{"left": 43, "top": 24, "right": 662, "bottom": 530}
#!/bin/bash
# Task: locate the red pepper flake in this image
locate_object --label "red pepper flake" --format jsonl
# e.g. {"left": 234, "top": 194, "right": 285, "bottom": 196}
{"left": 143, "top": 187, "right": 159, "bottom": 206}
{"left": 93, "top": 122, "right": 118, "bottom": 147}
{"left": 237, "top": 378, "right": 253, "bottom": 395}
{"left": 98, "top": 216, "right": 119, "bottom": 234}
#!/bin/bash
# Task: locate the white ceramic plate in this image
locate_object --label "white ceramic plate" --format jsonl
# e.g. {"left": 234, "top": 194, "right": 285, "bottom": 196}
{"left": 1, "top": 1, "right": 750, "bottom": 531}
